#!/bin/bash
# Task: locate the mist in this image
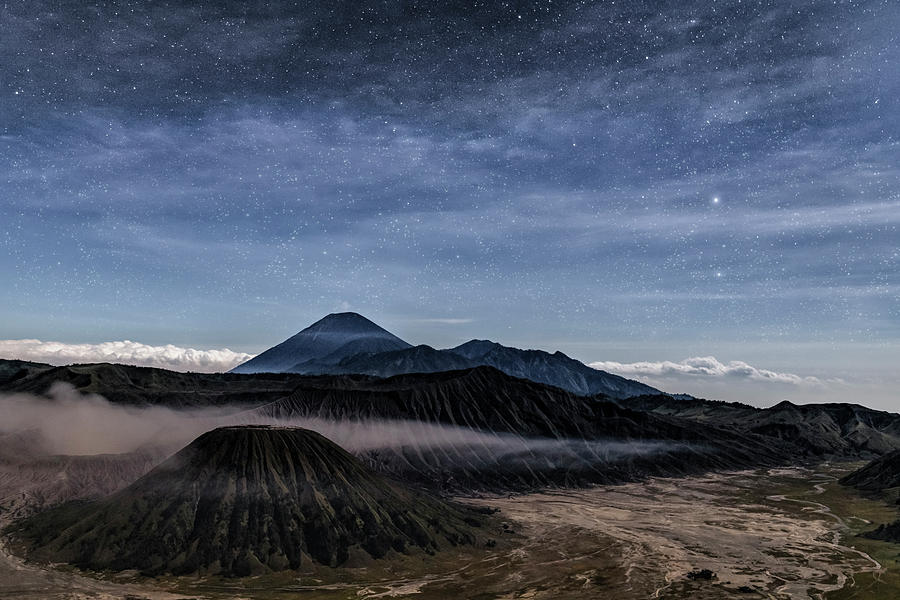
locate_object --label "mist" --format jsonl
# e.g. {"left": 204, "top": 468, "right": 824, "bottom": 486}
{"left": 0, "top": 383, "right": 238, "bottom": 455}
{"left": 0, "top": 383, "right": 685, "bottom": 465}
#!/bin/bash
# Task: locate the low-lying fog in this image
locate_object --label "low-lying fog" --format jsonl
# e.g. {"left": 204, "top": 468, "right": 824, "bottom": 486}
{"left": 0, "top": 382, "right": 682, "bottom": 462}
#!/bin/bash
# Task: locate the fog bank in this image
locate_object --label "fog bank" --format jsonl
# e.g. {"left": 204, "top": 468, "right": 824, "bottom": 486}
{"left": 0, "top": 384, "right": 683, "bottom": 462}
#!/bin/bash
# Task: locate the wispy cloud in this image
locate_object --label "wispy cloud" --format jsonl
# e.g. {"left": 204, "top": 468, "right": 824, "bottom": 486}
{"left": 408, "top": 318, "right": 475, "bottom": 325}
{"left": 590, "top": 356, "right": 840, "bottom": 387}
{"left": 0, "top": 339, "right": 254, "bottom": 373}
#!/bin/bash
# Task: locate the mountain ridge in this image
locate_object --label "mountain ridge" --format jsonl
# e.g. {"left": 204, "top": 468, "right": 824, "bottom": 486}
{"left": 246, "top": 365, "right": 789, "bottom": 491}
{"left": 623, "top": 394, "right": 900, "bottom": 458}
{"left": 230, "top": 312, "right": 661, "bottom": 399}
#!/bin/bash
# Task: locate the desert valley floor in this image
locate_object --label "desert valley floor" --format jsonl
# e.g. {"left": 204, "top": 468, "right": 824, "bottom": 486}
{"left": 3, "top": 465, "right": 899, "bottom": 600}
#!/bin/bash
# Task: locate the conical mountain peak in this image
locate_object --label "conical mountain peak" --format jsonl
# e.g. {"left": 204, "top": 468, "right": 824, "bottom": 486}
{"left": 306, "top": 312, "right": 395, "bottom": 334}
{"left": 12, "top": 426, "right": 489, "bottom": 576}
{"left": 231, "top": 313, "right": 411, "bottom": 374}
{"left": 230, "top": 314, "right": 660, "bottom": 399}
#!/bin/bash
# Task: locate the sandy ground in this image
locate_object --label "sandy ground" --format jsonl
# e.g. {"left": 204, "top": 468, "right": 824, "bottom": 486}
{"left": 0, "top": 535, "right": 192, "bottom": 600}
{"left": 0, "top": 467, "right": 885, "bottom": 600}
{"left": 465, "top": 468, "right": 883, "bottom": 600}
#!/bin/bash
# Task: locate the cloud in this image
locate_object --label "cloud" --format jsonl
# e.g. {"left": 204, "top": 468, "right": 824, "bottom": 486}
{"left": 409, "top": 318, "right": 475, "bottom": 325}
{"left": 0, "top": 339, "right": 254, "bottom": 373}
{"left": 589, "top": 356, "right": 840, "bottom": 387}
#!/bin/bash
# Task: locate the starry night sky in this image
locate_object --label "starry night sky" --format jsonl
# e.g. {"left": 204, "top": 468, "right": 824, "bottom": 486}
{"left": 1, "top": 1, "right": 898, "bottom": 405}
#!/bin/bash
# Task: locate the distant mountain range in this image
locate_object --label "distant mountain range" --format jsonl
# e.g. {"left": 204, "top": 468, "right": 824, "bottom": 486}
{"left": 231, "top": 312, "right": 660, "bottom": 399}
{"left": 625, "top": 395, "right": 900, "bottom": 457}
{"left": 6, "top": 357, "right": 900, "bottom": 495}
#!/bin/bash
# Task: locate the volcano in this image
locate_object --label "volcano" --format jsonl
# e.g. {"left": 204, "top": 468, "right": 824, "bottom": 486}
{"left": 9, "top": 426, "right": 490, "bottom": 576}
{"left": 229, "top": 312, "right": 661, "bottom": 398}
{"left": 230, "top": 312, "right": 412, "bottom": 374}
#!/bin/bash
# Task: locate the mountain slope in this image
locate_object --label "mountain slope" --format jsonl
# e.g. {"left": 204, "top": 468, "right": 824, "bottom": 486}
{"left": 840, "top": 452, "right": 900, "bottom": 543}
{"left": 0, "top": 442, "right": 159, "bottom": 523}
{"left": 624, "top": 395, "right": 900, "bottom": 458}
{"left": 840, "top": 449, "right": 900, "bottom": 492}
{"left": 231, "top": 312, "right": 411, "bottom": 374}
{"left": 6, "top": 356, "right": 897, "bottom": 493}
{"left": 248, "top": 367, "right": 787, "bottom": 491}
{"left": 8, "top": 426, "right": 492, "bottom": 576}
{"left": 0, "top": 361, "right": 306, "bottom": 407}
{"left": 289, "top": 336, "right": 661, "bottom": 399}
{"left": 0, "top": 359, "right": 53, "bottom": 386}
{"left": 294, "top": 344, "right": 479, "bottom": 378}
{"left": 227, "top": 312, "right": 662, "bottom": 398}
{"left": 452, "top": 339, "right": 660, "bottom": 398}
{"left": 317, "top": 338, "right": 661, "bottom": 398}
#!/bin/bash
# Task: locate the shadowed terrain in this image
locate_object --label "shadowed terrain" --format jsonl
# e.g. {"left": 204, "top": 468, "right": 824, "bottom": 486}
{"left": 6, "top": 358, "right": 900, "bottom": 495}
{"left": 0, "top": 361, "right": 321, "bottom": 407}
{"left": 248, "top": 366, "right": 788, "bottom": 491}
{"left": 840, "top": 451, "right": 900, "bottom": 543}
{"left": 841, "top": 449, "right": 900, "bottom": 492}
{"left": 0, "top": 429, "right": 159, "bottom": 522}
{"left": 6, "top": 426, "right": 494, "bottom": 577}
{"left": 623, "top": 395, "right": 900, "bottom": 458}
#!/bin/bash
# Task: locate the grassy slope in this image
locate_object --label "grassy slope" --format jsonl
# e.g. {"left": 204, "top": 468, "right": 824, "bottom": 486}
{"left": 824, "top": 476, "right": 900, "bottom": 599}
